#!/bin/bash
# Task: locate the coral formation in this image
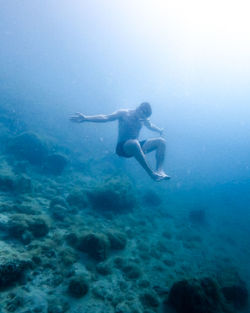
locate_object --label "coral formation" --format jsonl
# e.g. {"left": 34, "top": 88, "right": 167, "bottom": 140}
{"left": 0, "top": 174, "right": 32, "bottom": 193}
{"left": 87, "top": 177, "right": 136, "bottom": 215}
{"left": 7, "top": 132, "right": 48, "bottom": 165}
{"left": 43, "top": 153, "right": 68, "bottom": 175}
{"left": 77, "top": 232, "right": 110, "bottom": 261}
{"left": 167, "top": 277, "right": 232, "bottom": 313}
{"left": 0, "top": 249, "right": 31, "bottom": 290}
{"left": 68, "top": 275, "right": 89, "bottom": 298}
{"left": 6, "top": 214, "right": 49, "bottom": 242}
{"left": 140, "top": 291, "right": 160, "bottom": 308}
{"left": 66, "top": 190, "right": 88, "bottom": 210}
{"left": 107, "top": 231, "right": 127, "bottom": 250}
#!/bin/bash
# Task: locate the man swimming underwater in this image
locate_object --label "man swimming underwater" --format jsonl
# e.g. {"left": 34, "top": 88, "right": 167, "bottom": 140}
{"left": 70, "top": 102, "right": 170, "bottom": 182}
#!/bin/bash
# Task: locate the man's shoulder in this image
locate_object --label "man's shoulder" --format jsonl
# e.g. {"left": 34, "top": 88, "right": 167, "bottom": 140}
{"left": 116, "top": 109, "right": 131, "bottom": 117}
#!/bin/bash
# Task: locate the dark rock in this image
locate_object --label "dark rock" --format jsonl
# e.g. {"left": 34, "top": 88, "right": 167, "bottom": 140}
{"left": 0, "top": 204, "right": 36, "bottom": 215}
{"left": 138, "top": 279, "right": 150, "bottom": 288}
{"left": 58, "top": 248, "right": 78, "bottom": 266}
{"left": 50, "top": 197, "right": 68, "bottom": 209}
{"left": 7, "top": 214, "right": 49, "bottom": 241}
{"left": 107, "top": 231, "right": 127, "bottom": 250}
{"left": 50, "top": 205, "right": 66, "bottom": 221}
{"left": 65, "top": 232, "right": 78, "bottom": 247}
{"left": 115, "top": 302, "right": 130, "bottom": 313}
{"left": 21, "top": 231, "right": 33, "bottom": 244}
{"left": 32, "top": 256, "right": 42, "bottom": 265}
{"left": 113, "top": 257, "right": 126, "bottom": 269}
{"left": 47, "top": 298, "right": 69, "bottom": 313}
{"left": 43, "top": 154, "right": 68, "bottom": 175}
{"left": 0, "top": 256, "right": 31, "bottom": 289}
{"left": 87, "top": 178, "right": 136, "bottom": 215}
{"left": 7, "top": 132, "right": 48, "bottom": 165}
{"left": 14, "top": 176, "right": 32, "bottom": 193}
{"left": 0, "top": 175, "right": 32, "bottom": 194}
{"left": 140, "top": 291, "right": 160, "bottom": 308}
{"left": 121, "top": 263, "right": 142, "bottom": 280}
{"left": 68, "top": 275, "right": 89, "bottom": 298}
{"left": 5, "top": 294, "right": 24, "bottom": 312}
{"left": 167, "top": 277, "right": 232, "bottom": 313}
{"left": 0, "top": 175, "right": 15, "bottom": 192}
{"left": 66, "top": 190, "right": 88, "bottom": 210}
{"left": 218, "top": 270, "right": 248, "bottom": 310}
{"left": 222, "top": 284, "right": 248, "bottom": 309}
{"left": 7, "top": 214, "right": 29, "bottom": 239}
{"left": 77, "top": 232, "right": 110, "bottom": 261}
{"left": 28, "top": 216, "right": 49, "bottom": 237}
{"left": 153, "top": 285, "right": 169, "bottom": 297}
{"left": 217, "top": 268, "right": 248, "bottom": 310}
{"left": 96, "top": 261, "right": 112, "bottom": 275}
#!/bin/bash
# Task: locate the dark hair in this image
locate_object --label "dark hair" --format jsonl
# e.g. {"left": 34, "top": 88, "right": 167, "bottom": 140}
{"left": 138, "top": 102, "right": 152, "bottom": 117}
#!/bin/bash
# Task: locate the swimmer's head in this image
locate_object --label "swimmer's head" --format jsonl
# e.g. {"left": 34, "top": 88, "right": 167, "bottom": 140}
{"left": 136, "top": 102, "right": 152, "bottom": 118}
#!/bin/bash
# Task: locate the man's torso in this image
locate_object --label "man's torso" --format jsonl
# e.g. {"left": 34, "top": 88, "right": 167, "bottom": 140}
{"left": 117, "top": 110, "right": 144, "bottom": 143}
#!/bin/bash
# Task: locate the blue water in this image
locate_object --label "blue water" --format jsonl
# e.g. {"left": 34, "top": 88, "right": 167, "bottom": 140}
{"left": 0, "top": 1, "right": 250, "bottom": 312}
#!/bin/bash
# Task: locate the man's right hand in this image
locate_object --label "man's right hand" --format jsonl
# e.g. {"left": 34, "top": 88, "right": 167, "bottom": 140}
{"left": 69, "top": 112, "right": 86, "bottom": 123}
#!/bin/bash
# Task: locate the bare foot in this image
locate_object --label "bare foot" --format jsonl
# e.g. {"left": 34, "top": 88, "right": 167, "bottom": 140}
{"left": 151, "top": 171, "right": 171, "bottom": 182}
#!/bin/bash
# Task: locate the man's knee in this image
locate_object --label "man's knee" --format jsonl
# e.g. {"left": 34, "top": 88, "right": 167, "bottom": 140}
{"left": 158, "top": 137, "right": 166, "bottom": 147}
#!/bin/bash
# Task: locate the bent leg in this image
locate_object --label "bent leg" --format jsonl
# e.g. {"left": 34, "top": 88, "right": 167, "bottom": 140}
{"left": 123, "top": 139, "right": 155, "bottom": 178}
{"left": 141, "top": 138, "right": 166, "bottom": 172}
{"left": 123, "top": 139, "right": 170, "bottom": 181}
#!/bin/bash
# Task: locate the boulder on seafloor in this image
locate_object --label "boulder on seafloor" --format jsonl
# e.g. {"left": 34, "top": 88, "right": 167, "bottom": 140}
{"left": 0, "top": 249, "right": 31, "bottom": 290}
{"left": 7, "top": 132, "right": 48, "bottom": 165}
{"left": 50, "top": 196, "right": 69, "bottom": 210}
{"left": 68, "top": 275, "right": 89, "bottom": 298}
{"left": 222, "top": 284, "right": 248, "bottom": 310}
{"left": 7, "top": 132, "right": 67, "bottom": 176}
{"left": 77, "top": 232, "right": 110, "bottom": 262}
{"left": 66, "top": 190, "right": 88, "bottom": 210}
{"left": 218, "top": 269, "right": 248, "bottom": 310}
{"left": 49, "top": 196, "right": 74, "bottom": 220}
{"left": 47, "top": 298, "right": 70, "bottom": 313}
{"left": 96, "top": 260, "right": 113, "bottom": 276}
{"left": 0, "top": 174, "right": 32, "bottom": 193}
{"left": 166, "top": 277, "right": 233, "bottom": 313}
{"left": 42, "top": 153, "right": 68, "bottom": 175}
{"left": 6, "top": 214, "right": 49, "bottom": 243}
{"left": 49, "top": 204, "right": 67, "bottom": 221}
{"left": 0, "top": 175, "right": 15, "bottom": 192}
{"left": 139, "top": 290, "right": 160, "bottom": 309}
{"left": 87, "top": 177, "right": 136, "bottom": 215}
{"left": 107, "top": 231, "right": 127, "bottom": 250}
{"left": 115, "top": 259, "right": 142, "bottom": 280}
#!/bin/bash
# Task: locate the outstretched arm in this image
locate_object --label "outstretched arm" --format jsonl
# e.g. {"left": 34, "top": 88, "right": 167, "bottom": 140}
{"left": 70, "top": 110, "right": 124, "bottom": 123}
{"left": 144, "top": 119, "right": 164, "bottom": 136}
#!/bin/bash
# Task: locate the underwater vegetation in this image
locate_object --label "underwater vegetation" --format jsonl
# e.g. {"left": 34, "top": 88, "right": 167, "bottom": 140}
{"left": 0, "top": 103, "right": 249, "bottom": 313}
